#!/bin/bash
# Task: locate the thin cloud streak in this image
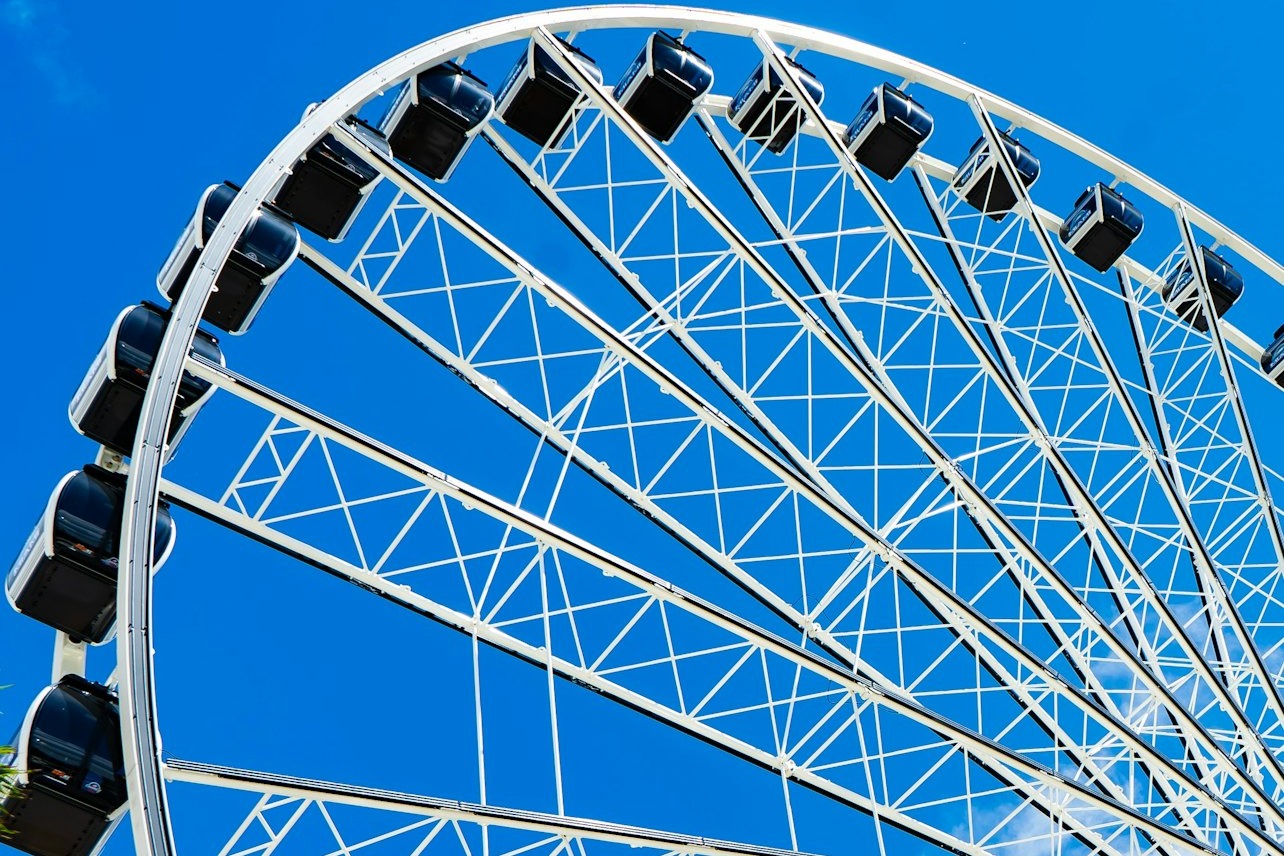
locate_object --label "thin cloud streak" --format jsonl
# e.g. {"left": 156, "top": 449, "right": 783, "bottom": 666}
{"left": 4, "top": 0, "right": 99, "bottom": 107}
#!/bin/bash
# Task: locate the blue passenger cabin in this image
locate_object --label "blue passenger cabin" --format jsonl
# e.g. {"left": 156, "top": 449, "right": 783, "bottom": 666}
{"left": 614, "top": 32, "right": 713, "bottom": 143}
{"left": 6, "top": 466, "right": 175, "bottom": 644}
{"left": 1262, "top": 324, "right": 1284, "bottom": 387}
{"left": 272, "top": 116, "right": 388, "bottom": 241}
{"left": 1162, "top": 245, "right": 1243, "bottom": 333}
{"left": 1058, "top": 183, "right": 1143, "bottom": 272}
{"left": 381, "top": 63, "right": 494, "bottom": 181}
{"left": 69, "top": 303, "right": 224, "bottom": 459}
{"left": 951, "top": 132, "right": 1040, "bottom": 220}
{"left": 157, "top": 182, "right": 300, "bottom": 335}
{"left": 497, "top": 38, "right": 603, "bottom": 148}
{"left": 727, "top": 56, "right": 823, "bottom": 154}
{"left": 0, "top": 677, "right": 125, "bottom": 856}
{"left": 843, "top": 83, "right": 933, "bottom": 181}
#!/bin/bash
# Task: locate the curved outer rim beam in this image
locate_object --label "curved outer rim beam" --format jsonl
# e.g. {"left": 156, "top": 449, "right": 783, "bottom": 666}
{"left": 299, "top": 170, "right": 1254, "bottom": 846}
{"left": 167, "top": 354, "right": 1231, "bottom": 856}
{"left": 751, "top": 34, "right": 1284, "bottom": 798}
{"left": 164, "top": 759, "right": 818, "bottom": 856}
{"left": 963, "top": 94, "right": 1284, "bottom": 770}
{"left": 503, "top": 27, "right": 1284, "bottom": 832}
{"left": 1172, "top": 203, "right": 1284, "bottom": 578}
{"left": 692, "top": 75, "right": 1229, "bottom": 847}
{"left": 119, "top": 8, "right": 1284, "bottom": 856}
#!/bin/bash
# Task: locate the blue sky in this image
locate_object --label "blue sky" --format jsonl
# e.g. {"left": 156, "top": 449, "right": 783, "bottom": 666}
{"left": 3, "top": 1, "right": 1284, "bottom": 853}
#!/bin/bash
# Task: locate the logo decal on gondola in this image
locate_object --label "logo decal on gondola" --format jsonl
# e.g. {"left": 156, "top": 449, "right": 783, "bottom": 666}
{"left": 84, "top": 780, "right": 102, "bottom": 794}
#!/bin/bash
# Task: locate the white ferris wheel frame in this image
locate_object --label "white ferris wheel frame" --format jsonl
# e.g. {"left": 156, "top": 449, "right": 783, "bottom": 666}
{"left": 110, "top": 6, "right": 1284, "bottom": 856}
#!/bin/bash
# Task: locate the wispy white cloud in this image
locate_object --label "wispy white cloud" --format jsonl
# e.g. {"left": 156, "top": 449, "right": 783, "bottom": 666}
{"left": 3, "top": 0, "right": 99, "bottom": 107}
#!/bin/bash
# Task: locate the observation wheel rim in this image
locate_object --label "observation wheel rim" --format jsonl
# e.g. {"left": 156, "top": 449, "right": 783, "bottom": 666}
{"left": 116, "top": 7, "right": 1280, "bottom": 856}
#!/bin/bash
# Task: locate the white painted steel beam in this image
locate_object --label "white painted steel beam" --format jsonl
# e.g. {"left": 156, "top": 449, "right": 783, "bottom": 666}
{"left": 693, "top": 75, "right": 1236, "bottom": 848}
{"left": 964, "top": 94, "right": 1284, "bottom": 774}
{"left": 300, "top": 208, "right": 1253, "bottom": 848}
{"left": 512, "top": 27, "right": 1284, "bottom": 836}
{"left": 165, "top": 759, "right": 816, "bottom": 856}
{"left": 116, "top": 10, "right": 1284, "bottom": 855}
{"left": 167, "top": 358, "right": 1235, "bottom": 856}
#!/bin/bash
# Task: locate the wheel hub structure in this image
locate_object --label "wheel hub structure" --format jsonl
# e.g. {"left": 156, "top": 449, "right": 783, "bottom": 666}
{"left": 9, "top": 7, "right": 1284, "bottom": 856}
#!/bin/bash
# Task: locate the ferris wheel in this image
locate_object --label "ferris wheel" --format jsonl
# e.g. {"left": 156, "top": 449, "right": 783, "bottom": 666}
{"left": 5, "top": 6, "right": 1284, "bottom": 856}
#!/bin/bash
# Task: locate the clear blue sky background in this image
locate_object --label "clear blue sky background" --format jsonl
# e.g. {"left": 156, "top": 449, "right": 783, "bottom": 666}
{"left": 3, "top": 0, "right": 1284, "bottom": 853}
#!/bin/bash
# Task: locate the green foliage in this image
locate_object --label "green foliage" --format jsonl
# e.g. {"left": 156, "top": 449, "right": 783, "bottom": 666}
{"left": 1, "top": 681, "right": 13, "bottom": 838}
{"left": 0, "top": 745, "right": 11, "bottom": 838}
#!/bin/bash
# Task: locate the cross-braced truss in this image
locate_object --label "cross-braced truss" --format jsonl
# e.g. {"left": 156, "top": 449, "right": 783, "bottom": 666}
{"left": 87, "top": 8, "right": 1284, "bottom": 856}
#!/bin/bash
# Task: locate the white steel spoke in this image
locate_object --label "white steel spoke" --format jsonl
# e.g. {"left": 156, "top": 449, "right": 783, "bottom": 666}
{"left": 282, "top": 124, "right": 1284, "bottom": 847}
{"left": 471, "top": 28, "right": 1284, "bottom": 845}
{"left": 159, "top": 357, "right": 1234, "bottom": 856}
{"left": 170, "top": 760, "right": 812, "bottom": 856}
{"left": 58, "top": 10, "right": 1284, "bottom": 856}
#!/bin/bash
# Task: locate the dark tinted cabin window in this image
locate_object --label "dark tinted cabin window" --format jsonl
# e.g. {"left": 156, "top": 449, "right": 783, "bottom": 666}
{"left": 454, "top": 79, "right": 493, "bottom": 124}
{"left": 1012, "top": 146, "right": 1039, "bottom": 180}
{"left": 1220, "top": 266, "right": 1245, "bottom": 298}
{"left": 882, "top": 87, "right": 909, "bottom": 124}
{"left": 418, "top": 67, "right": 460, "bottom": 106}
{"left": 902, "top": 98, "right": 933, "bottom": 137}
{"left": 189, "top": 331, "right": 222, "bottom": 367}
{"left": 115, "top": 306, "right": 166, "bottom": 379}
{"left": 418, "top": 67, "right": 492, "bottom": 126}
{"left": 1098, "top": 188, "right": 1143, "bottom": 234}
{"left": 240, "top": 214, "right": 297, "bottom": 270}
{"left": 116, "top": 305, "right": 221, "bottom": 401}
{"left": 798, "top": 69, "right": 823, "bottom": 104}
{"left": 30, "top": 689, "right": 100, "bottom": 771}
{"left": 1168, "top": 261, "right": 1193, "bottom": 291}
{"left": 651, "top": 35, "right": 712, "bottom": 93}
{"left": 201, "top": 185, "right": 296, "bottom": 269}
{"left": 765, "top": 62, "right": 821, "bottom": 103}
{"left": 1267, "top": 340, "right": 1284, "bottom": 371}
{"left": 153, "top": 506, "right": 175, "bottom": 564}
{"left": 1200, "top": 249, "right": 1242, "bottom": 295}
{"left": 316, "top": 134, "right": 380, "bottom": 184}
{"left": 730, "top": 65, "right": 764, "bottom": 115}
{"left": 200, "top": 184, "right": 237, "bottom": 242}
{"left": 650, "top": 35, "right": 685, "bottom": 76}
{"left": 53, "top": 473, "right": 119, "bottom": 557}
{"left": 1073, "top": 188, "right": 1096, "bottom": 214}
{"left": 30, "top": 688, "right": 125, "bottom": 803}
{"left": 1118, "top": 201, "right": 1143, "bottom": 233}
{"left": 534, "top": 43, "right": 602, "bottom": 88}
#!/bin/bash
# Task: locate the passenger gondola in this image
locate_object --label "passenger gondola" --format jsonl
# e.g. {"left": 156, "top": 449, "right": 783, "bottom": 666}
{"left": 497, "top": 38, "right": 603, "bottom": 148}
{"left": 6, "top": 466, "right": 174, "bottom": 644}
{"left": 271, "top": 113, "right": 389, "bottom": 241}
{"left": 1162, "top": 245, "right": 1244, "bottom": 332}
{"left": 1262, "top": 324, "right": 1284, "bottom": 387}
{"left": 157, "top": 182, "right": 300, "bottom": 335}
{"left": 0, "top": 676, "right": 125, "bottom": 856}
{"left": 613, "top": 31, "right": 713, "bottom": 143}
{"left": 951, "top": 132, "right": 1040, "bottom": 220}
{"left": 842, "top": 83, "right": 933, "bottom": 181}
{"left": 69, "top": 302, "right": 224, "bottom": 459}
{"left": 380, "top": 62, "right": 494, "bottom": 181}
{"left": 727, "top": 56, "right": 823, "bottom": 154}
{"left": 1058, "top": 183, "right": 1144, "bottom": 272}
